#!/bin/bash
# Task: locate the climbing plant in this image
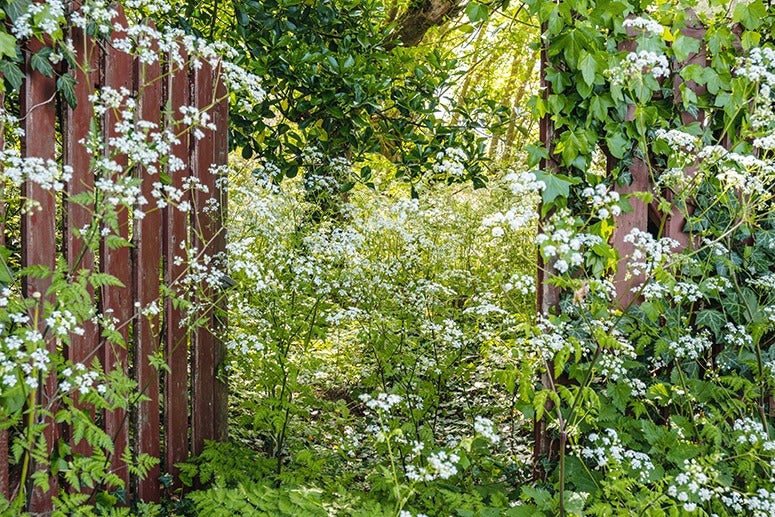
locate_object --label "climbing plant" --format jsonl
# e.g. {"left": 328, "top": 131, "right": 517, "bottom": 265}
{"left": 515, "top": 0, "right": 775, "bottom": 515}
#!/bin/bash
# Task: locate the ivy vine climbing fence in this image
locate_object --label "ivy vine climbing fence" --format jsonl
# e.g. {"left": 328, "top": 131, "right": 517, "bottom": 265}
{"left": 532, "top": 2, "right": 775, "bottom": 488}
{"left": 0, "top": 4, "right": 228, "bottom": 513}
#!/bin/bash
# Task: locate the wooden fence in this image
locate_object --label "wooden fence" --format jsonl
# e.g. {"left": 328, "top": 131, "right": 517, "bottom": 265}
{"left": 0, "top": 6, "right": 228, "bottom": 512}
{"left": 534, "top": 11, "right": 711, "bottom": 472}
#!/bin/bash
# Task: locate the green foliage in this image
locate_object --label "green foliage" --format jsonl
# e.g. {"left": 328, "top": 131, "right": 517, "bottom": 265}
{"left": 517, "top": 0, "right": 775, "bottom": 514}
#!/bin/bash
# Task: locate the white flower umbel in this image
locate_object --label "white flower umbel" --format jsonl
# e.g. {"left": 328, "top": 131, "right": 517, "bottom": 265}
{"left": 580, "top": 428, "right": 654, "bottom": 482}
{"left": 622, "top": 16, "right": 664, "bottom": 36}
{"left": 359, "top": 392, "right": 403, "bottom": 412}
{"left": 473, "top": 416, "right": 501, "bottom": 444}
{"left": 667, "top": 330, "right": 712, "bottom": 360}
{"left": 606, "top": 51, "right": 670, "bottom": 86}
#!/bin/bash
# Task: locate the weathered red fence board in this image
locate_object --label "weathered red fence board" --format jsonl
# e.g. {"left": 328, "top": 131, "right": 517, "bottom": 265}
{"left": 133, "top": 25, "right": 163, "bottom": 501}
{"left": 22, "top": 38, "right": 60, "bottom": 514}
{"left": 191, "top": 61, "right": 217, "bottom": 456}
{"left": 212, "top": 70, "right": 229, "bottom": 442}
{"left": 63, "top": 26, "right": 100, "bottom": 458}
{"left": 163, "top": 48, "right": 191, "bottom": 488}
{"left": 6, "top": 5, "right": 229, "bottom": 509}
{"left": 100, "top": 9, "right": 134, "bottom": 488}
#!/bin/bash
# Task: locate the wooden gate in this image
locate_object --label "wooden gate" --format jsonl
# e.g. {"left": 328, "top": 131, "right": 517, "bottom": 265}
{"left": 0, "top": 5, "right": 228, "bottom": 512}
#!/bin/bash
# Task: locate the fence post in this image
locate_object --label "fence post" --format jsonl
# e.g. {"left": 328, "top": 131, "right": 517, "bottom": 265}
{"left": 534, "top": 27, "right": 561, "bottom": 479}
{"left": 212, "top": 68, "right": 229, "bottom": 442}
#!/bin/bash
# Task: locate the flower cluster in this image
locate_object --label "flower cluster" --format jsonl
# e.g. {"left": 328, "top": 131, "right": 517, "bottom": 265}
{"left": 622, "top": 16, "right": 664, "bottom": 36}
{"left": 580, "top": 428, "right": 654, "bottom": 481}
{"left": 732, "top": 418, "right": 775, "bottom": 451}
{"left": 473, "top": 416, "right": 501, "bottom": 444}
{"left": 623, "top": 229, "right": 680, "bottom": 277}
{"left": 359, "top": 392, "right": 403, "bottom": 412}
{"left": 432, "top": 148, "right": 468, "bottom": 179}
{"left": 735, "top": 46, "right": 775, "bottom": 98}
{"left": 59, "top": 363, "right": 104, "bottom": 395}
{"left": 606, "top": 51, "right": 670, "bottom": 86}
{"left": 503, "top": 273, "right": 536, "bottom": 296}
{"left": 581, "top": 183, "right": 621, "bottom": 220}
{"left": 482, "top": 171, "right": 544, "bottom": 235}
{"left": 667, "top": 459, "right": 715, "bottom": 513}
{"left": 536, "top": 209, "right": 601, "bottom": 274}
{"left": 531, "top": 316, "right": 572, "bottom": 360}
{"left": 0, "top": 151, "right": 73, "bottom": 194}
{"left": 406, "top": 450, "right": 460, "bottom": 481}
{"left": 667, "top": 330, "right": 712, "bottom": 360}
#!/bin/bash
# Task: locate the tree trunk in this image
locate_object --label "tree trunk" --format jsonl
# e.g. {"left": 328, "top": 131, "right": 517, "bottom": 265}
{"left": 391, "top": 0, "right": 465, "bottom": 47}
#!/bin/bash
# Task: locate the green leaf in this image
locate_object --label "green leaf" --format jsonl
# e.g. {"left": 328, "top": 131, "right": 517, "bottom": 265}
{"left": 733, "top": 0, "right": 767, "bottom": 30}
{"left": 31, "top": 47, "right": 54, "bottom": 77}
{"left": 6, "top": 0, "right": 31, "bottom": 23}
{"left": 696, "top": 309, "right": 726, "bottom": 338}
{"left": 533, "top": 169, "right": 579, "bottom": 204}
{"left": 465, "top": 2, "right": 489, "bottom": 23}
{"left": 0, "top": 60, "right": 23, "bottom": 91}
{"left": 605, "top": 129, "right": 629, "bottom": 159}
{"left": 673, "top": 34, "right": 700, "bottom": 61}
{"left": 525, "top": 143, "right": 549, "bottom": 167}
{"left": 579, "top": 52, "right": 597, "bottom": 86}
{"left": 0, "top": 32, "right": 17, "bottom": 59}
{"left": 57, "top": 74, "right": 78, "bottom": 109}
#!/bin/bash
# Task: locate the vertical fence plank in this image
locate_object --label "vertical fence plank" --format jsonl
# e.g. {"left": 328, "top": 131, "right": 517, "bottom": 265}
{"left": 665, "top": 10, "right": 707, "bottom": 248}
{"left": 63, "top": 26, "right": 100, "bottom": 459}
{"left": 133, "top": 28, "right": 162, "bottom": 501}
{"left": 22, "top": 38, "right": 59, "bottom": 514}
{"left": 212, "top": 69, "right": 228, "bottom": 442}
{"left": 534, "top": 33, "right": 561, "bottom": 479}
{"left": 100, "top": 6, "right": 133, "bottom": 489}
{"left": 611, "top": 154, "right": 650, "bottom": 308}
{"left": 610, "top": 27, "right": 653, "bottom": 308}
{"left": 0, "top": 87, "right": 7, "bottom": 501}
{"left": 190, "top": 61, "right": 216, "bottom": 455}
{"left": 163, "top": 48, "right": 191, "bottom": 488}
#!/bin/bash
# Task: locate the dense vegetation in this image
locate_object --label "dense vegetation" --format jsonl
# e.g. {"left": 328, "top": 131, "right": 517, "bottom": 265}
{"left": 0, "top": 0, "right": 774, "bottom": 515}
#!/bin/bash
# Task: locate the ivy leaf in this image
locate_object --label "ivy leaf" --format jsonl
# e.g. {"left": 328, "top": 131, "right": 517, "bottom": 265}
{"left": 589, "top": 95, "right": 611, "bottom": 121}
{"left": 605, "top": 128, "right": 629, "bottom": 159}
{"left": 533, "top": 169, "right": 579, "bottom": 204}
{"left": 525, "top": 143, "right": 549, "bottom": 167}
{"left": 733, "top": 0, "right": 767, "bottom": 30}
{"left": 6, "top": 0, "right": 30, "bottom": 24}
{"left": 0, "top": 32, "right": 17, "bottom": 59}
{"left": 465, "top": 1, "right": 489, "bottom": 23}
{"left": 57, "top": 73, "right": 78, "bottom": 109}
{"left": 0, "top": 60, "right": 23, "bottom": 91}
{"left": 673, "top": 33, "right": 700, "bottom": 61}
{"left": 31, "top": 47, "right": 54, "bottom": 77}
{"left": 578, "top": 51, "right": 597, "bottom": 86}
